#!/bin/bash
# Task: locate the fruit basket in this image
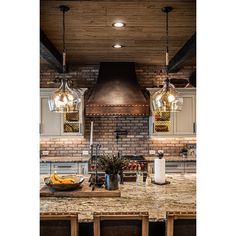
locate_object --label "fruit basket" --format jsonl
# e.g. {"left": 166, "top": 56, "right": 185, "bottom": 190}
{"left": 44, "top": 174, "right": 84, "bottom": 191}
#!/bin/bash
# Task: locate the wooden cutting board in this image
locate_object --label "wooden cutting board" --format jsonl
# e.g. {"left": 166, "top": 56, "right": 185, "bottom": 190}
{"left": 40, "top": 182, "right": 121, "bottom": 198}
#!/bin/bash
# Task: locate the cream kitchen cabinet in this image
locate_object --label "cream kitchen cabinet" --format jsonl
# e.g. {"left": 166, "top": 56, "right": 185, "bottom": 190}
{"left": 40, "top": 162, "right": 88, "bottom": 175}
{"left": 40, "top": 88, "right": 87, "bottom": 137}
{"left": 148, "top": 160, "right": 196, "bottom": 174}
{"left": 40, "top": 95, "right": 61, "bottom": 135}
{"left": 148, "top": 88, "right": 196, "bottom": 137}
{"left": 174, "top": 92, "right": 196, "bottom": 135}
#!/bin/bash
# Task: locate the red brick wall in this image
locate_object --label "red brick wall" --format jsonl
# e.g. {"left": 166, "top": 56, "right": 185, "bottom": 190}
{"left": 40, "top": 135, "right": 196, "bottom": 157}
{"left": 149, "top": 137, "right": 196, "bottom": 156}
{"left": 40, "top": 64, "right": 194, "bottom": 89}
{"left": 40, "top": 64, "right": 196, "bottom": 157}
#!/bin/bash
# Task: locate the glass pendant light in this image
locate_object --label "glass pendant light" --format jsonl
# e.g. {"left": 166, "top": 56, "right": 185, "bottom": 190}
{"left": 48, "top": 5, "right": 80, "bottom": 113}
{"left": 152, "top": 6, "right": 183, "bottom": 112}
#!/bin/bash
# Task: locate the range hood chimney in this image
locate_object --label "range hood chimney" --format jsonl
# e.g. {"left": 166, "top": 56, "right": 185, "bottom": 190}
{"left": 86, "top": 62, "right": 149, "bottom": 116}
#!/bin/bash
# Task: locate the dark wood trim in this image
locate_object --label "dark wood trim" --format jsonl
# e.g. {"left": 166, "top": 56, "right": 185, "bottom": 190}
{"left": 168, "top": 33, "right": 196, "bottom": 73}
{"left": 40, "top": 29, "right": 62, "bottom": 72}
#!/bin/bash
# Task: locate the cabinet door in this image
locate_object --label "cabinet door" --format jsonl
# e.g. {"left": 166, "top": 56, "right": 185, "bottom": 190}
{"left": 148, "top": 88, "right": 196, "bottom": 137}
{"left": 174, "top": 95, "right": 195, "bottom": 135}
{"left": 40, "top": 88, "right": 86, "bottom": 137}
{"left": 40, "top": 97, "right": 61, "bottom": 136}
{"left": 61, "top": 91, "right": 85, "bottom": 136}
{"left": 61, "top": 111, "right": 82, "bottom": 135}
{"left": 79, "top": 163, "right": 88, "bottom": 174}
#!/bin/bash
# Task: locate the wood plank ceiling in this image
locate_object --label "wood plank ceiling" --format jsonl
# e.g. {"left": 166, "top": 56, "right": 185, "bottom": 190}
{"left": 40, "top": 0, "right": 196, "bottom": 66}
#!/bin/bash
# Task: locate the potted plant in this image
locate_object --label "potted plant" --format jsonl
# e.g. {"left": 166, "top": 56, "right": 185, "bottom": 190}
{"left": 98, "top": 154, "right": 128, "bottom": 190}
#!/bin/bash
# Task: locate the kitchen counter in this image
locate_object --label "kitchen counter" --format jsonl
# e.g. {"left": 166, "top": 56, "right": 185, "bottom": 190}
{"left": 145, "top": 156, "right": 196, "bottom": 162}
{"left": 40, "top": 156, "right": 90, "bottom": 163}
{"left": 40, "top": 156, "right": 196, "bottom": 163}
{"left": 40, "top": 173, "right": 196, "bottom": 222}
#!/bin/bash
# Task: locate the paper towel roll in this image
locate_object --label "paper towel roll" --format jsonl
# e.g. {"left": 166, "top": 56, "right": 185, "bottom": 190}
{"left": 154, "top": 158, "right": 165, "bottom": 184}
{"left": 90, "top": 121, "right": 93, "bottom": 146}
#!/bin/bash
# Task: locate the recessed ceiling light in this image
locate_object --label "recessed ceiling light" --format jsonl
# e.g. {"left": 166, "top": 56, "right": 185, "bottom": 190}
{"left": 112, "top": 22, "right": 126, "bottom": 28}
{"left": 112, "top": 44, "right": 124, "bottom": 48}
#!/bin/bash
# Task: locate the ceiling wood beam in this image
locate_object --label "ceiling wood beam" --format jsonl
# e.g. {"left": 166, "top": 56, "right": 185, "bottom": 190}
{"left": 40, "top": 29, "right": 62, "bottom": 72}
{"left": 168, "top": 32, "right": 196, "bottom": 73}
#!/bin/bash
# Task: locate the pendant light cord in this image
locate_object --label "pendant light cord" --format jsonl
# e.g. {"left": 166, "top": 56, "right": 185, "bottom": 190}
{"left": 166, "top": 10, "right": 170, "bottom": 89}
{"left": 59, "top": 5, "right": 70, "bottom": 88}
{"left": 62, "top": 8, "right": 66, "bottom": 73}
{"left": 166, "top": 10, "right": 169, "bottom": 68}
{"left": 162, "top": 6, "right": 173, "bottom": 87}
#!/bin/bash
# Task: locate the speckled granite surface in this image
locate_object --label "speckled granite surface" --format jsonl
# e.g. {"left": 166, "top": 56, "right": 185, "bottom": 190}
{"left": 40, "top": 174, "right": 196, "bottom": 222}
{"left": 40, "top": 156, "right": 90, "bottom": 163}
{"left": 40, "top": 156, "right": 196, "bottom": 163}
{"left": 145, "top": 156, "right": 196, "bottom": 162}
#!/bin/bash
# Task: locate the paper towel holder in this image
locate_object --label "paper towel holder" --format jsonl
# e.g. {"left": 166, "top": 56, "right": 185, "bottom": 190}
{"left": 151, "top": 180, "right": 170, "bottom": 185}
{"left": 152, "top": 150, "right": 170, "bottom": 185}
{"left": 157, "top": 150, "right": 164, "bottom": 159}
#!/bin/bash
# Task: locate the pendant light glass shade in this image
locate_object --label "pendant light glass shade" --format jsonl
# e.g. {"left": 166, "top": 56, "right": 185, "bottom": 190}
{"left": 48, "top": 5, "right": 81, "bottom": 113}
{"left": 152, "top": 6, "right": 183, "bottom": 112}
{"left": 152, "top": 79, "right": 183, "bottom": 112}
{"left": 48, "top": 79, "right": 81, "bottom": 113}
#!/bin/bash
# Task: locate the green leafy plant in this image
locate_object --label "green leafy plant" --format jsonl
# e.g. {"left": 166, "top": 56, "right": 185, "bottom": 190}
{"left": 98, "top": 154, "right": 129, "bottom": 175}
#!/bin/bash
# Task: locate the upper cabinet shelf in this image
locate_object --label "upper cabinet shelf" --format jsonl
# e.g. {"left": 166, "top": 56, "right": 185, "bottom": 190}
{"left": 40, "top": 88, "right": 87, "bottom": 137}
{"left": 147, "top": 88, "right": 196, "bottom": 137}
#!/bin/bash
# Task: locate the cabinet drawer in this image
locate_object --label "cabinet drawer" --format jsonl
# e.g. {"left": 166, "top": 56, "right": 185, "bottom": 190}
{"left": 166, "top": 162, "right": 183, "bottom": 173}
{"left": 166, "top": 161, "right": 196, "bottom": 173}
{"left": 51, "top": 163, "right": 78, "bottom": 174}
{"left": 184, "top": 162, "right": 196, "bottom": 173}
{"left": 148, "top": 161, "right": 196, "bottom": 174}
{"left": 40, "top": 163, "right": 51, "bottom": 174}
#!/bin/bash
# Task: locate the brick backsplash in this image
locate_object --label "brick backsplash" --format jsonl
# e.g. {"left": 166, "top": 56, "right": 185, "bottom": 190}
{"left": 40, "top": 133, "right": 196, "bottom": 157}
{"left": 40, "top": 64, "right": 196, "bottom": 157}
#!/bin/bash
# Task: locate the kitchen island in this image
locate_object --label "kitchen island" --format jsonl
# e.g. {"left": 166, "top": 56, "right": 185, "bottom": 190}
{"left": 40, "top": 173, "right": 196, "bottom": 222}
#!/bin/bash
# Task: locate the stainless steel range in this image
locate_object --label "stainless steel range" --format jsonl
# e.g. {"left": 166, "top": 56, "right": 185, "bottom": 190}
{"left": 88, "top": 155, "right": 148, "bottom": 182}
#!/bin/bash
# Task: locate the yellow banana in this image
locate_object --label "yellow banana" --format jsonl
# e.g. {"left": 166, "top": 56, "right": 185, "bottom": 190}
{"left": 50, "top": 174, "right": 61, "bottom": 184}
{"left": 50, "top": 174, "right": 76, "bottom": 184}
{"left": 62, "top": 178, "right": 76, "bottom": 183}
{"left": 60, "top": 179, "right": 75, "bottom": 184}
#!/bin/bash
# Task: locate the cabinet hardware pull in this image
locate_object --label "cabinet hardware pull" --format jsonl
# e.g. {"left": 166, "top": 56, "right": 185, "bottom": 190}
{"left": 193, "top": 122, "right": 196, "bottom": 133}
{"left": 56, "top": 165, "right": 72, "bottom": 168}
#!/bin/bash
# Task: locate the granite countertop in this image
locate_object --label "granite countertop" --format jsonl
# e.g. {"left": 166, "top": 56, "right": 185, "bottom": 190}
{"left": 40, "top": 173, "right": 196, "bottom": 222}
{"left": 40, "top": 156, "right": 196, "bottom": 163}
{"left": 144, "top": 156, "right": 196, "bottom": 162}
{"left": 40, "top": 156, "right": 90, "bottom": 163}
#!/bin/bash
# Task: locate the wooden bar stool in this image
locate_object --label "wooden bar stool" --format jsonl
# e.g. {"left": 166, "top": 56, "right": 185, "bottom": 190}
{"left": 40, "top": 212, "right": 78, "bottom": 236}
{"left": 93, "top": 212, "right": 149, "bottom": 236}
{"left": 166, "top": 211, "right": 196, "bottom": 236}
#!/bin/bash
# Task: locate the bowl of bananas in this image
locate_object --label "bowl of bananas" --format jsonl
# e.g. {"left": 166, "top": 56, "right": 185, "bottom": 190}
{"left": 44, "top": 173, "right": 84, "bottom": 191}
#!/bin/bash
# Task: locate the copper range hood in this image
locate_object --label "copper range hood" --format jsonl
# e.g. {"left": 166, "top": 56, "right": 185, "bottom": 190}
{"left": 86, "top": 62, "right": 149, "bottom": 116}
